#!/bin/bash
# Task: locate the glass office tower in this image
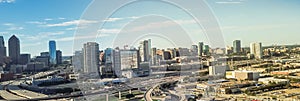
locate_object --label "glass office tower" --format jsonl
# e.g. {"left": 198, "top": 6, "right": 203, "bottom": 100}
{"left": 49, "top": 40, "right": 56, "bottom": 65}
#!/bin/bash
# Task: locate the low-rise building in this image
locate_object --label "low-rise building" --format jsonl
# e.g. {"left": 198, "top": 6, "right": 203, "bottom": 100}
{"left": 25, "top": 62, "right": 46, "bottom": 72}
{"left": 271, "top": 71, "right": 290, "bottom": 75}
{"left": 209, "top": 65, "right": 229, "bottom": 76}
{"left": 258, "top": 77, "right": 290, "bottom": 85}
{"left": 0, "top": 72, "right": 14, "bottom": 81}
{"left": 226, "top": 70, "right": 260, "bottom": 81}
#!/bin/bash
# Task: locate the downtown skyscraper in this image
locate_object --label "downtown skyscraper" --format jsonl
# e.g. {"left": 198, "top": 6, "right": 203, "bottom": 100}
{"left": 83, "top": 42, "right": 99, "bottom": 73}
{"left": 56, "top": 50, "right": 62, "bottom": 65}
{"left": 49, "top": 40, "right": 56, "bottom": 65}
{"left": 233, "top": 40, "right": 241, "bottom": 53}
{"left": 198, "top": 42, "right": 204, "bottom": 56}
{"left": 139, "top": 39, "right": 151, "bottom": 62}
{"left": 8, "top": 35, "right": 20, "bottom": 64}
{"left": 250, "top": 42, "right": 263, "bottom": 59}
{"left": 0, "top": 36, "right": 6, "bottom": 64}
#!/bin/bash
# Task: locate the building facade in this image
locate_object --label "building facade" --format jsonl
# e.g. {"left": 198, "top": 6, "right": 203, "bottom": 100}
{"left": 203, "top": 45, "right": 210, "bottom": 56}
{"left": 0, "top": 36, "right": 6, "bottom": 65}
{"left": 198, "top": 42, "right": 204, "bottom": 56}
{"left": 49, "top": 41, "right": 56, "bottom": 65}
{"left": 56, "top": 50, "right": 62, "bottom": 64}
{"left": 139, "top": 39, "right": 151, "bottom": 62}
{"left": 40, "top": 52, "right": 49, "bottom": 57}
{"left": 83, "top": 42, "right": 99, "bottom": 73}
{"left": 113, "top": 49, "right": 140, "bottom": 78}
{"left": 35, "top": 56, "right": 49, "bottom": 67}
{"left": 151, "top": 48, "right": 157, "bottom": 65}
{"left": 8, "top": 35, "right": 20, "bottom": 64}
{"left": 191, "top": 45, "right": 198, "bottom": 56}
{"left": 233, "top": 40, "right": 241, "bottom": 53}
{"left": 250, "top": 42, "right": 262, "bottom": 59}
{"left": 72, "top": 51, "right": 83, "bottom": 72}
{"left": 209, "top": 65, "right": 229, "bottom": 76}
{"left": 19, "top": 54, "right": 30, "bottom": 65}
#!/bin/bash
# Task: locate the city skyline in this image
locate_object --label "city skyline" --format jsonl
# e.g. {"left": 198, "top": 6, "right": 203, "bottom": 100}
{"left": 1, "top": 1, "right": 300, "bottom": 101}
{"left": 0, "top": 0, "right": 300, "bottom": 56}
{"left": 0, "top": 34, "right": 298, "bottom": 58}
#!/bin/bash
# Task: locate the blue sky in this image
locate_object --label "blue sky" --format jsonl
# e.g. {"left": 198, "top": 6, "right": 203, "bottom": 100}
{"left": 0, "top": 0, "right": 300, "bottom": 56}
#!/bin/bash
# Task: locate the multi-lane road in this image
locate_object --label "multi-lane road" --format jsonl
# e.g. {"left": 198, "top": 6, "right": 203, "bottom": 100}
{"left": 0, "top": 70, "right": 59, "bottom": 101}
{"left": 0, "top": 68, "right": 207, "bottom": 101}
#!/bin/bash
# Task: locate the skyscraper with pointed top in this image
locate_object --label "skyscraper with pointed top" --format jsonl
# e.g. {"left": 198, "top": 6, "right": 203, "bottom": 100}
{"left": 8, "top": 35, "right": 20, "bottom": 64}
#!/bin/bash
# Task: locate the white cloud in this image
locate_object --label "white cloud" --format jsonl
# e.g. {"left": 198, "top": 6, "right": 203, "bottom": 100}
{"left": 103, "top": 18, "right": 123, "bottom": 22}
{"left": 3, "top": 23, "right": 13, "bottom": 26}
{"left": 3, "top": 23, "right": 24, "bottom": 30}
{"left": 26, "top": 31, "right": 65, "bottom": 40}
{"left": 128, "top": 16, "right": 140, "bottom": 19}
{"left": 57, "top": 34, "right": 109, "bottom": 42}
{"left": 39, "top": 31, "right": 65, "bottom": 36}
{"left": 98, "top": 29, "right": 121, "bottom": 34}
{"left": 0, "top": 32, "right": 9, "bottom": 35}
{"left": 26, "top": 21, "right": 46, "bottom": 24}
{"left": 65, "top": 26, "right": 87, "bottom": 31}
{"left": 22, "top": 42, "right": 42, "bottom": 47}
{"left": 44, "top": 18, "right": 53, "bottom": 21}
{"left": 65, "top": 27, "right": 77, "bottom": 31}
{"left": 102, "top": 16, "right": 140, "bottom": 22}
{"left": 58, "top": 17, "right": 66, "bottom": 20}
{"left": 46, "top": 19, "right": 98, "bottom": 27}
{"left": 0, "top": 0, "right": 15, "bottom": 3}
{"left": 7, "top": 26, "right": 24, "bottom": 30}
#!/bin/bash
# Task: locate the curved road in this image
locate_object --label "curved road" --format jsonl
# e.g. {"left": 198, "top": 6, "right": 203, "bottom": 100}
{"left": 144, "top": 84, "right": 159, "bottom": 101}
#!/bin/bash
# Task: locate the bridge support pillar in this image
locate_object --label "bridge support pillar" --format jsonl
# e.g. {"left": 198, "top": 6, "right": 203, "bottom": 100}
{"left": 119, "top": 91, "right": 121, "bottom": 99}
{"left": 106, "top": 94, "right": 109, "bottom": 101}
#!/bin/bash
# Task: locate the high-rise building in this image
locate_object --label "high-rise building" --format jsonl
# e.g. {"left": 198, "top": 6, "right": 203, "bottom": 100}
{"left": 100, "top": 48, "right": 114, "bottom": 77}
{"left": 203, "top": 45, "right": 210, "bottom": 55}
{"left": 250, "top": 42, "right": 263, "bottom": 59}
{"left": 40, "top": 52, "right": 49, "bottom": 57}
{"left": 8, "top": 35, "right": 20, "bottom": 64}
{"left": 113, "top": 49, "right": 140, "bottom": 78}
{"left": 35, "top": 56, "right": 49, "bottom": 67}
{"left": 0, "top": 36, "right": 6, "bottom": 64}
{"left": 198, "top": 42, "right": 204, "bottom": 56}
{"left": 151, "top": 48, "right": 157, "bottom": 65}
{"left": 171, "top": 48, "right": 178, "bottom": 58}
{"left": 19, "top": 54, "right": 30, "bottom": 65}
{"left": 25, "top": 62, "right": 45, "bottom": 72}
{"left": 209, "top": 65, "right": 229, "bottom": 76}
{"left": 178, "top": 48, "right": 190, "bottom": 56}
{"left": 148, "top": 39, "right": 152, "bottom": 60}
{"left": 139, "top": 39, "right": 151, "bottom": 62}
{"left": 49, "top": 41, "right": 56, "bottom": 65}
{"left": 56, "top": 50, "right": 62, "bottom": 64}
{"left": 99, "top": 50, "right": 105, "bottom": 63}
{"left": 72, "top": 51, "right": 83, "bottom": 72}
{"left": 191, "top": 45, "right": 198, "bottom": 56}
{"left": 83, "top": 42, "right": 99, "bottom": 73}
{"left": 105, "top": 48, "right": 113, "bottom": 65}
{"left": 233, "top": 40, "right": 241, "bottom": 53}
